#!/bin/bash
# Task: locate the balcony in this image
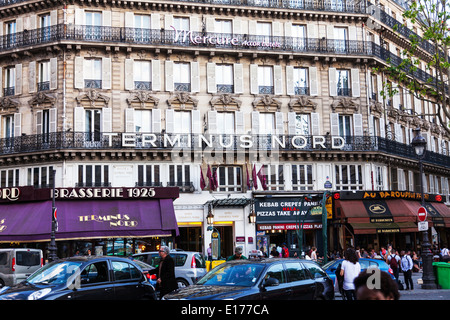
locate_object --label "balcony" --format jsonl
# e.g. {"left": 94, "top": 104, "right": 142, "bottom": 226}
{"left": 0, "top": 25, "right": 438, "bottom": 92}
{"left": 2, "top": 132, "right": 449, "bottom": 168}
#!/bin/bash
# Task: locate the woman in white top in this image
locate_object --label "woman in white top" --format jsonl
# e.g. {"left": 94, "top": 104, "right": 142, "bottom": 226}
{"left": 340, "top": 247, "right": 362, "bottom": 300}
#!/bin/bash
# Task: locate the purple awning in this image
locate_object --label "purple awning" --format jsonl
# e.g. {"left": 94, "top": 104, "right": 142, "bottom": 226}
{"left": 0, "top": 199, "right": 178, "bottom": 242}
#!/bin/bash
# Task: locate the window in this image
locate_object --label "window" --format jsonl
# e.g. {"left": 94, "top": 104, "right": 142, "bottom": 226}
{"left": 292, "top": 25, "right": 306, "bottom": 50}
{"left": 137, "top": 164, "right": 161, "bottom": 187}
{"left": 334, "top": 27, "right": 348, "bottom": 53}
{"left": 335, "top": 164, "right": 363, "bottom": 190}
{"left": 0, "top": 169, "right": 19, "bottom": 187}
{"left": 338, "top": 115, "right": 352, "bottom": 136}
{"left": 5, "top": 21, "right": 16, "bottom": 47}
{"left": 265, "top": 264, "right": 286, "bottom": 284}
{"left": 259, "top": 113, "right": 275, "bottom": 135}
{"left": 256, "top": 22, "right": 271, "bottom": 43}
{"left": 263, "top": 164, "right": 284, "bottom": 191}
{"left": 303, "top": 261, "right": 327, "bottom": 278}
{"left": 216, "top": 112, "right": 235, "bottom": 134}
{"left": 216, "top": 64, "right": 234, "bottom": 93}
{"left": 336, "top": 69, "right": 350, "bottom": 96}
{"left": 134, "top": 109, "right": 152, "bottom": 133}
{"left": 133, "top": 15, "right": 151, "bottom": 42}
{"left": 216, "top": 166, "right": 242, "bottom": 192}
{"left": 40, "top": 14, "right": 51, "bottom": 41}
{"left": 84, "top": 59, "right": 102, "bottom": 89}
{"left": 112, "top": 261, "right": 142, "bottom": 281}
{"left": 293, "top": 67, "right": 308, "bottom": 95}
{"left": 85, "top": 11, "right": 102, "bottom": 39}
{"left": 174, "top": 62, "right": 190, "bottom": 92}
{"left": 134, "top": 61, "right": 151, "bottom": 90}
{"left": 27, "top": 166, "right": 54, "bottom": 188}
{"left": 81, "top": 261, "right": 109, "bottom": 284}
{"left": 169, "top": 164, "right": 192, "bottom": 190}
{"left": 2, "top": 115, "right": 14, "bottom": 139}
{"left": 292, "top": 164, "right": 313, "bottom": 190}
{"left": 4, "top": 67, "right": 15, "bottom": 96}
{"left": 174, "top": 111, "right": 191, "bottom": 134}
{"left": 258, "top": 66, "right": 273, "bottom": 94}
{"left": 285, "top": 262, "right": 308, "bottom": 282}
{"left": 85, "top": 109, "right": 101, "bottom": 141}
{"left": 78, "top": 164, "right": 109, "bottom": 187}
{"left": 215, "top": 20, "right": 232, "bottom": 34}
{"left": 295, "top": 114, "right": 310, "bottom": 135}
{"left": 375, "top": 166, "right": 384, "bottom": 191}
{"left": 173, "top": 17, "right": 189, "bottom": 30}
{"left": 38, "top": 61, "right": 50, "bottom": 91}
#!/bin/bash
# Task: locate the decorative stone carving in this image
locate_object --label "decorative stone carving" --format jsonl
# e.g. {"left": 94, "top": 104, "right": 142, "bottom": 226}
{"left": 126, "top": 91, "right": 160, "bottom": 108}
{"left": 28, "top": 92, "right": 57, "bottom": 109}
{"left": 76, "top": 90, "right": 110, "bottom": 108}
{"left": 167, "top": 92, "right": 198, "bottom": 109}
{"left": 331, "top": 96, "right": 359, "bottom": 113}
{"left": 288, "top": 96, "right": 317, "bottom": 111}
{"left": 210, "top": 94, "right": 242, "bottom": 111}
{"left": 252, "top": 94, "right": 281, "bottom": 112}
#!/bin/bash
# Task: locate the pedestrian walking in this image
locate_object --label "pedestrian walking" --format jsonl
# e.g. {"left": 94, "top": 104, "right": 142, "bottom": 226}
{"left": 387, "top": 249, "right": 401, "bottom": 284}
{"left": 310, "top": 247, "right": 317, "bottom": 261}
{"left": 281, "top": 243, "right": 289, "bottom": 258}
{"left": 149, "top": 246, "right": 178, "bottom": 299}
{"left": 400, "top": 250, "right": 414, "bottom": 290}
{"left": 340, "top": 247, "right": 361, "bottom": 300}
{"left": 207, "top": 243, "right": 212, "bottom": 261}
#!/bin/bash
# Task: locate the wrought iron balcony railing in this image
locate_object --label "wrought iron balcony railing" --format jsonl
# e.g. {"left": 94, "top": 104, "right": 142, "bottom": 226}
{"left": 1, "top": 132, "right": 449, "bottom": 168}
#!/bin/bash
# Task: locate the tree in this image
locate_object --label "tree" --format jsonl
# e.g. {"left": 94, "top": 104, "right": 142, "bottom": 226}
{"left": 377, "top": 0, "right": 450, "bottom": 136}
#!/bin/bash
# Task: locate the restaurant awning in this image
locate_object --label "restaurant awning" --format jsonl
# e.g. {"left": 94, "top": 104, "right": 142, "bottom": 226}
{"left": 349, "top": 222, "right": 418, "bottom": 235}
{"left": 0, "top": 199, "right": 179, "bottom": 243}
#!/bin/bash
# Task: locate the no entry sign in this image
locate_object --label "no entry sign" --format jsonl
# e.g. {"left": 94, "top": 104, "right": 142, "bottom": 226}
{"left": 418, "top": 207, "right": 427, "bottom": 222}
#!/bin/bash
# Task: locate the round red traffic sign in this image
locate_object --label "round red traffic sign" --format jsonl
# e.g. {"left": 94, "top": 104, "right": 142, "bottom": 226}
{"left": 418, "top": 207, "right": 427, "bottom": 222}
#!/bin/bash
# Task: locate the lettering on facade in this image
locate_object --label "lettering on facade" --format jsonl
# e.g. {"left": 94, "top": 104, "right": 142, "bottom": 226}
{"left": 0, "top": 188, "right": 20, "bottom": 201}
{"left": 0, "top": 219, "right": 6, "bottom": 233}
{"left": 52, "top": 187, "right": 156, "bottom": 200}
{"left": 78, "top": 214, "right": 138, "bottom": 228}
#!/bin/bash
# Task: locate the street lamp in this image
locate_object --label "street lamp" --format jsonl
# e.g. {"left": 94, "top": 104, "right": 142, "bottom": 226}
{"left": 48, "top": 169, "right": 58, "bottom": 262}
{"left": 248, "top": 200, "right": 257, "bottom": 224}
{"left": 411, "top": 128, "right": 436, "bottom": 289}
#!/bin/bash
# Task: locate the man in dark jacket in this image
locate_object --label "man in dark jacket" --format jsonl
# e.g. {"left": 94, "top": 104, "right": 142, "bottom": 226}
{"left": 149, "top": 246, "right": 178, "bottom": 299}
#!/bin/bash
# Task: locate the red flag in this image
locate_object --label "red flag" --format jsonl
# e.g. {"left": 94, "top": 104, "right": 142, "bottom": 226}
{"left": 246, "top": 164, "right": 251, "bottom": 189}
{"left": 200, "top": 165, "right": 206, "bottom": 190}
{"left": 207, "top": 165, "right": 217, "bottom": 191}
{"left": 252, "top": 164, "right": 258, "bottom": 190}
{"left": 257, "top": 165, "right": 268, "bottom": 190}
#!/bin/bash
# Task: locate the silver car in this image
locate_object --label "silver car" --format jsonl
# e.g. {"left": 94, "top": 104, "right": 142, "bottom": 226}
{"left": 132, "top": 250, "right": 206, "bottom": 288}
{"left": 0, "top": 249, "right": 43, "bottom": 288}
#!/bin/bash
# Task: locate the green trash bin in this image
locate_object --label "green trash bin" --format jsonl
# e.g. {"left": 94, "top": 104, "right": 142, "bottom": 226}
{"left": 433, "top": 262, "right": 450, "bottom": 289}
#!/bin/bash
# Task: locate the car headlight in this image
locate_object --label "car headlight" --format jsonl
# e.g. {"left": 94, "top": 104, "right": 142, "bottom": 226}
{"left": 28, "top": 288, "right": 51, "bottom": 300}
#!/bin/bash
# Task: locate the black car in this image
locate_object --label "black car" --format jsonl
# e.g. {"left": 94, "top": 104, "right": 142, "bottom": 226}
{"left": 0, "top": 256, "right": 156, "bottom": 300}
{"left": 162, "top": 258, "right": 334, "bottom": 300}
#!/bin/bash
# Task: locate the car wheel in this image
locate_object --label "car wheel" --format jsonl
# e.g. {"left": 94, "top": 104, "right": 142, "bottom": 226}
{"left": 0, "top": 279, "right": 5, "bottom": 288}
{"left": 176, "top": 278, "right": 189, "bottom": 288}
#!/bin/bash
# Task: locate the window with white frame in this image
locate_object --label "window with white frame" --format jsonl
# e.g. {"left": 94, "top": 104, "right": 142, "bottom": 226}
{"left": 40, "top": 13, "right": 51, "bottom": 41}
{"left": 4, "top": 66, "right": 15, "bottom": 96}
{"left": 258, "top": 66, "right": 274, "bottom": 94}
{"left": 133, "top": 15, "right": 151, "bottom": 42}
{"left": 293, "top": 67, "right": 308, "bottom": 95}
{"left": 27, "top": 165, "right": 54, "bottom": 188}
{"left": 215, "top": 19, "right": 232, "bottom": 34}
{"left": 295, "top": 114, "right": 310, "bottom": 135}
{"left": 374, "top": 166, "right": 384, "bottom": 191}
{"left": 134, "top": 109, "right": 152, "bottom": 133}
{"left": 173, "top": 17, "right": 189, "bottom": 31}
{"left": 216, "top": 112, "right": 235, "bottom": 134}
{"left": 85, "top": 11, "right": 102, "bottom": 38}
{"left": 215, "top": 166, "right": 242, "bottom": 192}
{"left": 335, "top": 164, "right": 363, "bottom": 190}
{"left": 84, "top": 59, "right": 102, "bottom": 89}
{"left": 292, "top": 25, "right": 306, "bottom": 50}
{"left": 339, "top": 115, "right": 352, "bottom": 137}
{"left": 174, "top": 62, "right": 191, "bottom": 92}
{"left": 169, "top": 164, "right": 191, "bottom": 188}
{"left": 137, "top": 164, "right": 161, "bottom": 187}
{"left": 5, "top": 21, "right": 16, "bottom": 46}
{"left": 78, "top": 164, "right": 109, "bottom": 187}
{"left": 334, "top": 27, "right": 348, "bottom": 53}
{"left": 1, "top": 168, "right": 19, "bottom": 187}
{"left": 134, "top": 61, "right": 151, "bottom": 91}
{"left": 216, "top": 64, "right": 234, "bottom": 93}
{"left": 264, "top": 164, "right": 284, "bottom": 191}
{"left": 85, "top": 109, "right": 102, "bottom": 141}
{"left": 336, "top": 69, "right": 350, "bottom": 96}
{"left": 174, "top": 111, "right": 191, "bottom": 133}
{"left": 256, "top": 22, "right": 271, "bottom": 43}
{"left": 259, "top": 113, "right": 275, "bottom": 134}
{"left": 292, "top": 164, "right": 313, "bottom": 190}
{"left": 38, "top": 60, "right": 50, "bottom": 91}
{"left": 2, "top": 115, "right": 14, "bottom": 139}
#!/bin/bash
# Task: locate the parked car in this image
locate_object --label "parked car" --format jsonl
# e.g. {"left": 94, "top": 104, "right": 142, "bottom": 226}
{"left": 0, "top": 249, "right": 43, "bottom": 288}
{"left": 130, "top": 259, "right": 157, "bottom": 287}
{"left": 162, "top": 258, "right": 334, "bottom": 300}
{"left": 132, "top": 250, "right": 206, "bottom": 288}
{"left": 0, "top": 256, "right": 156, "bottom": 300}
{"left": 322, "top": 258, "right": 395, "bottom": 284}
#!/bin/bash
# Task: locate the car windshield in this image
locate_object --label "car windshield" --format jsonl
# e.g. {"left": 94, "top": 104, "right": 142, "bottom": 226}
{"left": 197, "top": 263, "right": 264, "bottom": 287}
{"left": 27, "top": 261, "right": 83, "bottom": 285}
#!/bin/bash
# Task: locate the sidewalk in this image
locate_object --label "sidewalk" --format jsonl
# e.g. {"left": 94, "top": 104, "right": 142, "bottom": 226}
{"left": 399, "top": 271, "right": 450, "bottom": 300}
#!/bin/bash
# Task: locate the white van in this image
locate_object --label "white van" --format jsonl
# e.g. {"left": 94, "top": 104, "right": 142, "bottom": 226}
{"left": 0, "top": 249, "right": 43, "bottom": 287}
